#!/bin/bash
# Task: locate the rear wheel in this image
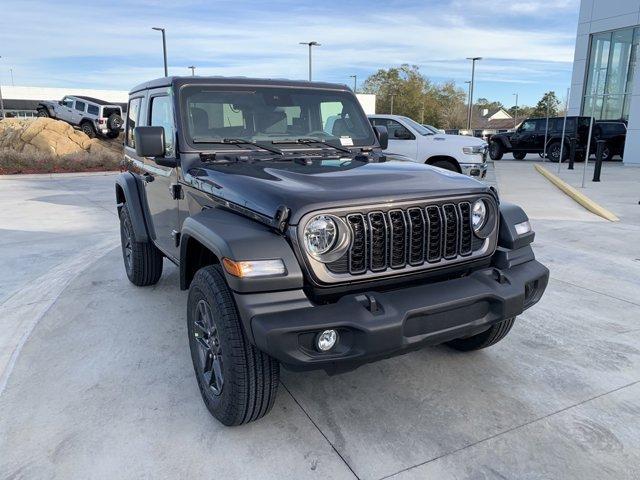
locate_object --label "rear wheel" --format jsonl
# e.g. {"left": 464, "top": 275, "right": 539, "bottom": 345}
{"left": 513, "top": 151, "right": 526, "bottom": 160}
{"left": 119, "top": 205, "right": 163, "bottom": 286}
{"left": 36, "top": 108, "right": 50, "bottom": 118}
{"left": 80, "top": 121, "right": 96, "bottom": 138}
{"left": 188, "top": 265, "right": 280, "bottom": 425}
{"left": 600, "top": 145, "right": 612, "bottom": 161}
{"left": 446, "top": 318, "right": 516, "bottom": 351}
{"left": 547, "top": 142, "right": 568, "bottom": 163}
{"left": 489, "top": 140, "right": 503, "bottom": 160}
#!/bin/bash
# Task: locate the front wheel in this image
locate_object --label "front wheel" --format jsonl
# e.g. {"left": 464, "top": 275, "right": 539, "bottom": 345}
{"left": 446, "top": 318, "right": 515, "bottom": 351}
{"left": 489, "top": 141, "right": 503, "bottom": 160}
{"left": 513, "top": 151, "right": 527, "bottom": 160}
{"left": 188, "top": 265, "right": 279, "bottom": 426}
{"left": 431, "top": 159, "right": 458, "bottom": 172}
{"left": 36, "top": 108, "right": 50, "bottom": 118}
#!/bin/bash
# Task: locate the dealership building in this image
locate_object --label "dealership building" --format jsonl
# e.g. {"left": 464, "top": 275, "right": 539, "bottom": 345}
{"left": 569, "top": 0, "right": 640, "bottom": 164}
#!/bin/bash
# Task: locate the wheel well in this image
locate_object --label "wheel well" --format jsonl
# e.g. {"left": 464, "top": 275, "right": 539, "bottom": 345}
{"left": 80, "top": 118, "right": 94, "bottom": 126}
{"left": 425, "top": 156, "right": 461, "bottom": 173}
{"left": 182, "top": 237, "right": 220, "bottom": 290}
{"left": 115, "top": 184, "right": 125, "bottom": 214}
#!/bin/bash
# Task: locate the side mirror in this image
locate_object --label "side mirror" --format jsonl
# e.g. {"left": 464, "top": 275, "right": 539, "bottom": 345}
{"left": 134, "top": 126, "right": 166, "bottom": 158}
{"left": 374, "top": 126, "right": 388, "bottom": 150}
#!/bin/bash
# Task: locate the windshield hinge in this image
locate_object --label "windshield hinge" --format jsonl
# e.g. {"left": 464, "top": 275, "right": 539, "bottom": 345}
{"left": 274, "top": 205, "right": 291, "bottom": 233}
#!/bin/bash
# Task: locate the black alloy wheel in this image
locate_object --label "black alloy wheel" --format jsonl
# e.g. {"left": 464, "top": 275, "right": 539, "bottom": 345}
{"left": 192, "top": 299, "right": 224, "bottom": 396}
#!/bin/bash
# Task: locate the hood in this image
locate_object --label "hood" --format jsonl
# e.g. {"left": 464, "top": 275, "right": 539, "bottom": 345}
{"left": 188, "top": 158, "right": 491, "bottom": 225}
{"left": 429, "top": 133, "right": 487, "bottom": 146}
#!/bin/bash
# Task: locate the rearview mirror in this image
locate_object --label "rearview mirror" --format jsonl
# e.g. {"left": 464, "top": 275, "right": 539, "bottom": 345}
{"left": 374, "top": 126, "right": 388, "bottom": 150}
{"left": 134, "top": 126, "right": 166, "bottom": 158}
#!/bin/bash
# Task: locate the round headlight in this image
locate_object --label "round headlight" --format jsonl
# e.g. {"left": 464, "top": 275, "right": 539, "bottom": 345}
{"left": 303, "top": 215, "right": 338, "bottom": 258}
{"left": 472, "top": 199, "right": 487, "bottom": 233}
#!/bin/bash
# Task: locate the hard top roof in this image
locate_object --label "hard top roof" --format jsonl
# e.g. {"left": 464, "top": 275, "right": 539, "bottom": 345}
{"left": 129, "top": 76, "right": 351, "bottom": 95}
{"left": 71, "top": 95, "right": 120, "bottom": 106}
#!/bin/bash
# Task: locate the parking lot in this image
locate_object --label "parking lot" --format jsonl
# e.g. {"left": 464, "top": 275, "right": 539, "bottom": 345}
{"left": 1, "top": 161, "right": 639, "bottom": 479}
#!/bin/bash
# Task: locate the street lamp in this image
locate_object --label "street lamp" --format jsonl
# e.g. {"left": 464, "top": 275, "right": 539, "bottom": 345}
{"left": 466, "top": 56, "right": 482, "bottom": 130}
{"left": 349, "top": 74, "right": 357, "bottom": 93}
{"left": 299, "top": 41, "right": 320, "bottom": 81}
{"left": 0, "top": 56, "right": 5, "bottom": 119}
{"left": 513, "top": 93, "right": 518, "bottom": 129}
{"left": 188, "top": 66, "right": 196, "bottom": 76}
{"left": 152, "top": 27, "right": 168, "bottom": 77}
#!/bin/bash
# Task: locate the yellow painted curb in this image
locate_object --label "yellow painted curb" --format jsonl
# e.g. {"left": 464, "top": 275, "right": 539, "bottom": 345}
{"left": 534, "top": 165, "right": 619, "bottom": 222}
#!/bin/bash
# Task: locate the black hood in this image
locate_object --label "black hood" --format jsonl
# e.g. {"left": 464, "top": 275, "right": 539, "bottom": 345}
{"left": 187, "top": 159, "right": 492, "bottom": 225}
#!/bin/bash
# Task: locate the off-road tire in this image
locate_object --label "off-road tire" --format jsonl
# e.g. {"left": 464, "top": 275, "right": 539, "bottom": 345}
{"left": 547, "top": 141, "right": 568, "bottom": 163}
{"left": 489, "top": 140, "right": 503, "bottom": 160}
{"left": 81, "top": 121, "right": 96, "bottom": 138}
{"left": 600, "top": 145, "right": 612, "bottom": 162}
{"left": 513, "top": 151, "right": 526, "bottom": 160}
{"left": 188, "top": 266, "right": 279, "bottom": 426}
{"left": 36, "top": 108, "right": 50, "bottom": 118}
{"left": 445, "top": 317, "right": 516, "bottom": 351}
{"left": 107, "top": 113, "right": 124, "bottom": 131}
{"left": 119, "top": 205, "right": 163, "bottom": 286}
{"left": 431, "top": 159, "right": 458, "bottom": 172}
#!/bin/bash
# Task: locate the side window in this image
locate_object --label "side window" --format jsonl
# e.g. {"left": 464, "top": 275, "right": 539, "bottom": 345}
{"left": 520, "top": 120, "right": 536, "bottom": 132}
{"left": 126, "top": 97, "right": 142, "bottom": 148}
{"left": 87, "top": 104, "right": 99, "bottom": 115}
{"left": 74, "top": 101, "right": 86, "bottom": 112}
{"left": 150, "top": 95, "right": 175, "bottom": 157}
{"left": 62, "top": 97, "right": 74, "bottom": 108}
{"left": 386, "top": 120, "right": 413, "bottom": 140}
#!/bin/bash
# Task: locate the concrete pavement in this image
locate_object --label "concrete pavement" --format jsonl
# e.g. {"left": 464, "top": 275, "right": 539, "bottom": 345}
{"left": 1, "top": 166, "right": 639, "bottom": 479}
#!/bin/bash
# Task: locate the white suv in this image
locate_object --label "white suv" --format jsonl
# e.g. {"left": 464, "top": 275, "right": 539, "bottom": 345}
{"left": 369, "top": 115, "right": 488, "bottom": 178}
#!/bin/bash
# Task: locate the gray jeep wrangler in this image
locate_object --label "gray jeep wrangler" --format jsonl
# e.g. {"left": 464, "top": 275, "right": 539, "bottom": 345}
{"left": 37, "top": 95, "right": 123, "bottom": 138}
{"left": 115, "top": 76, "right": 549, "bottom": 426}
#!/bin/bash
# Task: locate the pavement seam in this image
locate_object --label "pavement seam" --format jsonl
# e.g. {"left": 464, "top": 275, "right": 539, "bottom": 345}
{"left": 280, "top": 380, "right": 361, "bottom": 480}
{"left": 549, "top": 276, "right": 640, "bottom": 308}
{"left": 378, "top": 378, "right": 640, "bottom": 480}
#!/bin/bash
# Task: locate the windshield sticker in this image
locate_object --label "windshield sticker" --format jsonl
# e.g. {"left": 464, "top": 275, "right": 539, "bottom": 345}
{"left": 340, "top": 137, "right": 354, "bottom": 146}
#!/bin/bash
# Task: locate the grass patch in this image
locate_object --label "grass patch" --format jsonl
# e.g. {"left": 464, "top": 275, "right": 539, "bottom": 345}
{"left": 0, "top": 150, "right": 122, "bottom": 175}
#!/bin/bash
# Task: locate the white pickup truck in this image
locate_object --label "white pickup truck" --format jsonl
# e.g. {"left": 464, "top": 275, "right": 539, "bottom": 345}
{"left": 369, "top": 115, "right": 488, "bottom": 179}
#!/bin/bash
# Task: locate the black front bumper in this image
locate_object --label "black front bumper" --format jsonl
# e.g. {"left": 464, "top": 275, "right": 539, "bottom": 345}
{"left": 248, "top": 260, "right": 549, "bottom": 372}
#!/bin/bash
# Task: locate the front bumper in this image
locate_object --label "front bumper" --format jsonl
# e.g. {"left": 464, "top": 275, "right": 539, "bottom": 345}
{"left": 247, "top": 259, "right": 548, "bottom": 372}
{"left": 460, "top": 160, "right": 488, "bottom": 178}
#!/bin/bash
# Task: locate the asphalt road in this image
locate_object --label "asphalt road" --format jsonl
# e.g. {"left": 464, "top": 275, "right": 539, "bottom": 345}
{"left": 1, "top": 164, "right": 639, "bottom": 479}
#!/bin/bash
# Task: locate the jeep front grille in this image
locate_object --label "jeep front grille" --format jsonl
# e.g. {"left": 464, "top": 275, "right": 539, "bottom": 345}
{"left": 330, "top": 201, "right": 482, "bottom": 276}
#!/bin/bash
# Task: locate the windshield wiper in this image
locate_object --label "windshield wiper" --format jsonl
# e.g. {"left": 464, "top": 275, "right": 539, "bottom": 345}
{"left": 192, "top": 137, "right": 284, "bottom": 156}
{"left": 272, "top": 138, "right": 353, "bottom": 155}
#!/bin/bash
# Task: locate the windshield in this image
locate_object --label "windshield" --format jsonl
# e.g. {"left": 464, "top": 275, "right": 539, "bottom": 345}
{"left": 401, "top": 116, "right": 434, "bottom": 136}
{"left": 180, "top": 85, "right": 375, "bottom": 149}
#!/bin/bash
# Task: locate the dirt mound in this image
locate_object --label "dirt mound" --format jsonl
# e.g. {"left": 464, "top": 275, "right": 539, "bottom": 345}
{"left": 0, "top": 118, "right": 123, "bottom": 158}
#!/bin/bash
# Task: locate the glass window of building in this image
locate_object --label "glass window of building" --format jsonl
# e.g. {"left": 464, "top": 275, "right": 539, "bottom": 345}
{"left": 583, "top": 26, "right": 639, "bottom": 120}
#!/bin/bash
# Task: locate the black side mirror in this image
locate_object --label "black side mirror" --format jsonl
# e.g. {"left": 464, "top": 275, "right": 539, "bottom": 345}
{"left": 374, "top": 126, "right": 388, "bottom": 150}
{"left": 134, "top": 126, "right": 166, "bottom": 158}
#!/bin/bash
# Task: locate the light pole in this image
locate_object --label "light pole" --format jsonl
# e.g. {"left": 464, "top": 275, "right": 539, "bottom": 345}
{"left": 466, "top": 57, "right": 482, "bottom": 130}
{"left": 0, "top": 56, "right": 5, "bottom": 119}
{"left": 299, "top": 41, "right": 320, "bottom": 81}
{"left": 349, "top": 74, "right": 357, "bottom": 93}
{"left": 513, "top": 92, "right": 518, "bottom": 129}
{"left": 464, "top": 80, "right": 471, "bottom": 126}
{"left": 152, "top": 27, "right": 168, "bottom": 77}
{"left": 9, "top": 68, "right": 14, "bottom": 86}
{"left": 188, "top": 66, "right": 196, "bottom": 76}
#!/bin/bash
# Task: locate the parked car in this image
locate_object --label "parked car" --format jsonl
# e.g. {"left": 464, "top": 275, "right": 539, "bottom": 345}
{"left": 489, "top": 116, "right": 592, "bottom": 162}
{"left": 116, "top": 76, "right": 548, "bottom": 425}
{"left": 593, "top": 120, "right": 626, "bottom": 161}
{"left": 36, "top": 95, "right": 124, "bottom": 139}
{"left": 368, "top": 115, "right": 488, "bottom": 179}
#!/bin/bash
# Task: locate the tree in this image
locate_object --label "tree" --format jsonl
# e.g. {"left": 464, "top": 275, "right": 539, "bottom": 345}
{"left": 532, "top": 91, "right": 561, "bottom": 117}
{"left": 476, "top": 98, "right": 504, "bottom": 111}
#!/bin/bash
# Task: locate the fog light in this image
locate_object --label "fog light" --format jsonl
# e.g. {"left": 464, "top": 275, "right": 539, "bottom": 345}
{"left": 316, "top": 330, "right": 338, "bottom": 352}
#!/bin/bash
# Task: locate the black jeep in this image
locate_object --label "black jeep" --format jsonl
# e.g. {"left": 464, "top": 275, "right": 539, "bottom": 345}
{"left": 115, "top": 76, "right": 549, "bottom": 425}
{"left": 489, "top": 116, "right": 592, "bottom": 162}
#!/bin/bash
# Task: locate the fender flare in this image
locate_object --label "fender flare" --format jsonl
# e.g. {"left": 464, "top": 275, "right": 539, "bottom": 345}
{"left": 493, "top": 136, "right": 512, "bottom": 150}
{"left": 179, "top": 208, "right": 304, "bottom": 293}
{"left": 36, "top": 103, "right": 54, "bottom": 117}
{"left": 115, "top": 172, "right": 152, "bottom": 243}
{"left": 498, "top": 202, "right": 534, "bottom": 250}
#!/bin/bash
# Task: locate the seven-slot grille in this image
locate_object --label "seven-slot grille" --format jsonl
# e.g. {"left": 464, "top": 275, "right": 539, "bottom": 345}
{"left": 336, "top": 201, "right": 475, "bottom": 275}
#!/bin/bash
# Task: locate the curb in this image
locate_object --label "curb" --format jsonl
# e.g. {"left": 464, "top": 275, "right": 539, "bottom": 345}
{"left": 534, "top": 165, "right": 619, "bottom": 222}
{"left": 0, "top": 170, "right": 119, "bottom": 180}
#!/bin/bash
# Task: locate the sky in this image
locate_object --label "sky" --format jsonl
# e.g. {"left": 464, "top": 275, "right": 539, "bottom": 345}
{"left": 0, "top": 0, "right": 580, "bottom": 107}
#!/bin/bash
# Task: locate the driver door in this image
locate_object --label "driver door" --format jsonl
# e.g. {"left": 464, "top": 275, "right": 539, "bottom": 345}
{"left": 370, "top": 118, "right": 418, "bottom": 159}
{"left": 512, "top": 119, "right": 538, "bottom": 151}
